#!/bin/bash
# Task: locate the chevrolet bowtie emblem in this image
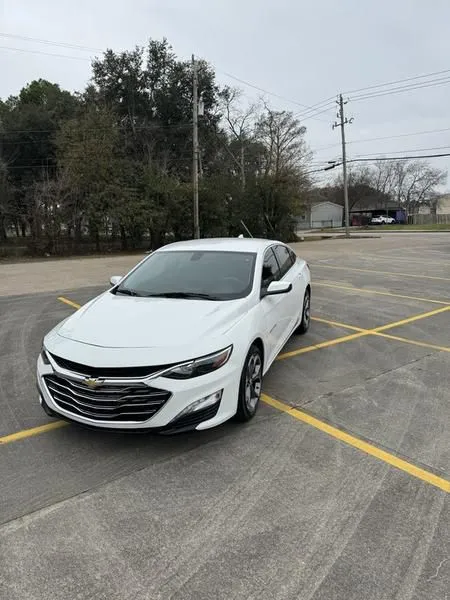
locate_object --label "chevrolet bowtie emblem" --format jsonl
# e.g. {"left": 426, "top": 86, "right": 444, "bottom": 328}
{"left": 84, "top": 377, "right": 103, "bottom": 389}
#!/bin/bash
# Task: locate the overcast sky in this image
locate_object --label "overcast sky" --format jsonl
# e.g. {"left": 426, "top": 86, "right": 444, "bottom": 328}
{"left": 1, "top": 0, "right": 449, "bottom": 186}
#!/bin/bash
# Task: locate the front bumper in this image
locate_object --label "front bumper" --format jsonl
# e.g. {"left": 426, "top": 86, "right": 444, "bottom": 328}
{"left": 36, "top": 353, "right": 241, "bottom": 432}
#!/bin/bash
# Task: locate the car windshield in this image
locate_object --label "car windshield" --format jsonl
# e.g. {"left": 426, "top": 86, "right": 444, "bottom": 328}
{"left": 114, "top": 250, "right": 257, "bottom": 301}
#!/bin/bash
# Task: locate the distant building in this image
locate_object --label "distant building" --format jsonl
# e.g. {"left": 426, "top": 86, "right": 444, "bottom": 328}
{"left": 436, "top": 194, "right": 450, "bottom": 214}
{"left": 418, "top": 206, "right": 431, "bottom": 214}
{"left": 296, "top": 201, "right": 343, "bottom": 229}
{"left": 350, "top": 199, "right": 406, "bottom": 225}
{"left": 410, "top": 194, "right": 450, "bottom": 216}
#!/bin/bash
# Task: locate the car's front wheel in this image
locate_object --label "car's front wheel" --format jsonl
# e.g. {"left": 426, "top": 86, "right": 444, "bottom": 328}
{"left": 296, "top": 287, "right": 311, "bottom": 334}
{"left": 234, "top": 344, "right": 263, "bottom": 422}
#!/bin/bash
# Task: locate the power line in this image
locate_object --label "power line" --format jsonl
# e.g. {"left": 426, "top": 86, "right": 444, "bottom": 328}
{"left": 343, "top": 67, "right": 450, "bottom": 96}
{"left": 303, "top": 166, "right": 337, "bottom": 175}
{"left": 346, "top": 152, "right": 450, "bottom": 164}
{"left": 216, "top": 69, "right": 332, "bottom": 122}
{"left": 1, "top": 35, "right": 334, "bottom": 124}
{"left": 313, "top": 142, "right": 342, "bottom": 153}
{"left": 0, "top": 45, "right": 92, "bottom": 61}
{"left": 350, "top": 77, "right": 450, "bottom": 102}
{"left": 2, "top": 30, "right": 320, "bottom": 116}
{"left": 312, "top": 151, "right": 450, "bottom": 176}
{"left": 314, "top": 126, "right": 450, "bottom": 154}
{"left": 347, "top": 127, "right": 450, "bottom": 145}
{"left": 2, "top": 123, "right": 195, "bottom": 135}
{"left": 293, "top": 97, "right": 336, "bottom": 119}
{"left": 5, "top": 156, "right": 196, "bottom": 169}
{"left": 8, "top": 153, "right": 449, "bottom": 172}
{"left": 0, "top": 32, "right": 102, "bottom": 52}
{"left": 295, "top": 104, "right": 336, "bottom": 122}
{"left": 353, "top": 145, "right": 450, "bottom": 158}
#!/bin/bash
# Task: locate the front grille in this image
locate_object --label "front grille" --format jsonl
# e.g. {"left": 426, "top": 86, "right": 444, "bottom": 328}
{"left": 49, "top": 353, "right": 174, "bottom": 379}
{"left": 44, "top": 374, "right": 171, "bottom": 422}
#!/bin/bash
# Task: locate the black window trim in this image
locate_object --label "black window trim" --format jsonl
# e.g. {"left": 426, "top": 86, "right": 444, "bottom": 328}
{"left": 288, "top": 247, "right": 297, "bottom": 267}
{"left": 260, "top": 245, "right": 281, "bottom": 296}
{"left": 273, "top": 243, "right": 296, "bottom": 280}
{"left": 260, "top": 243, "right": 296, "bottom": 297}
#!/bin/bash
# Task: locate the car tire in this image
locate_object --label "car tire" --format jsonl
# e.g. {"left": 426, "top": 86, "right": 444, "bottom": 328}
{"left": 296, "top": 287, "right": 311, "bottom": 335}
{"left": 234, "top": 343, "right": 263, "bottom": 422}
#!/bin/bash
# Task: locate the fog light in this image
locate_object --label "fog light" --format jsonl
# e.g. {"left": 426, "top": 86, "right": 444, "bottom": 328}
{"left": 175, "top": 390, "right": 223, "bottom": 419}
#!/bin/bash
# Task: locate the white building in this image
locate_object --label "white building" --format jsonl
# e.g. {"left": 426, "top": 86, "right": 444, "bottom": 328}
{"left": 296, "top": 201, "right": 344, "bottom": 229}
{"left": 437, "top": 194, "right": 450, "bottom": 214}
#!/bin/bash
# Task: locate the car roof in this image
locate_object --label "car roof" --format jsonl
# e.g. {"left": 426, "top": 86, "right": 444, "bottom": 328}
{"left": 158, "top": 237, "right": 284, "bottom": 253}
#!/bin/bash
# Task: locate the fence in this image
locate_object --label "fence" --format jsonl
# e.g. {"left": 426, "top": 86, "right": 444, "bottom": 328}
{"left": 407, "top": 213, "right": 450, "bottom": 225}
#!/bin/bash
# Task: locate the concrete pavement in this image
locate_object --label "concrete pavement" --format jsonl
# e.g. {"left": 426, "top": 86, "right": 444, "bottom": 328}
{"left": 0, "top": 234, "right": 449, "bottom": 599}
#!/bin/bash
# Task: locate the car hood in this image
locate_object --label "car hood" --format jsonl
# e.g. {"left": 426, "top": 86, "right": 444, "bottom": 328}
{"left": 45, "top": 291, "right": 252, "bottom": 365}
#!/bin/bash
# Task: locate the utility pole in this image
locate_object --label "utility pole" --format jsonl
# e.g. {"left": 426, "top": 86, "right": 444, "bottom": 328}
{"left": 333, "top": 94, "right": 353, "bottom": 237}
{"left": 192, "top": 55, "right": 200, "bottom": 239}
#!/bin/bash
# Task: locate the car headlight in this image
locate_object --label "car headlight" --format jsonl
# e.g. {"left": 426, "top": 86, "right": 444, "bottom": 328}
{"left": 163, "top": 346, "right": 233, "bottom": 380}
{"left": 40, "top": 343, "right": 50, "bottom": 365}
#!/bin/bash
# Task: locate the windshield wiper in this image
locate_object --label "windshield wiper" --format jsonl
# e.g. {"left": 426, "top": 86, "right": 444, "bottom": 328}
{"left": 114, "top": 287, "right": 142, "bottom": 297}
{"left": 143, "top": 292, "right": 222, "bottom": 301}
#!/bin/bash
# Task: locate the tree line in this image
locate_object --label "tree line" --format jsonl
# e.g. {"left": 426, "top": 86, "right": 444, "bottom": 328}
{"left": 0, "top": 38, "right": 447, "bottom": 256}
{"left": 315, "top": 160, "right": 447, "bottom": 216}
{"left": 0, "top": 39, "right": 312, "bottom": 255}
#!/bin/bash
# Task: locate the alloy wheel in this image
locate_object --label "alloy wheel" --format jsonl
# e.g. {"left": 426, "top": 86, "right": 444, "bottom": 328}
{"left": 245, "top": 352, "right": 262, "bottom": 411}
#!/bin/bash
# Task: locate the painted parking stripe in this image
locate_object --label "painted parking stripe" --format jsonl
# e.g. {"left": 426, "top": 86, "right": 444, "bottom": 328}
{"left": 372, "top": 331, "right": 450, "bottom": 353}
{"left": 314, "top": 281, "right": 450, "bottom": 306}
{"left": 276, "top": 331, "right": 368, "bottom": 360}
{"left": 58, "top": 296, "right": 82, "bottom": 310}
{"left": 59, "top": 296, "right": 450, "bottom": 361}
{"left": 262, "top": 394, "right": 450, "bottom": 493}
{"left": 1, "top": 295, "right": 447, "bottom": 476}
{"left": 279, "top": 306, "right": 450, "bottom": 360}
{"left": 314, "top": 316, "right": 450, "bottom": 354}
{"left": 311, "top": 263, "right": 450, "bottom": 282}
{"left": 374, "top": 305, "right": 450, "bottom": 332}
{"left": 0, "top": 421, "right": 68, "bottom": 445}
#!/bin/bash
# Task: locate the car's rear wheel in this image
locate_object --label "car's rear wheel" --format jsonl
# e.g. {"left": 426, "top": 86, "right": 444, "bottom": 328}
{"left": 234, "top": 344, "right": 263, "bottom": 422}
{"left": 296, "top": 287, "right": 311, "bottom": 334}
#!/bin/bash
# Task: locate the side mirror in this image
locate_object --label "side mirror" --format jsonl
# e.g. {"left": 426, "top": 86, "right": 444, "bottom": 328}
{"left": 263, "top": 281, "right": 293, "bottom": 297}
{"left": 110, "top": 275, "right": 122, "bottom": 287}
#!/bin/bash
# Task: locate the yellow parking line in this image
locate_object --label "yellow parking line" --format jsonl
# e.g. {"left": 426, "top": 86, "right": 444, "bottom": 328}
{"left": 0, "top": 421, "right": 68, "bottom": 445}
{"left": 313, "top": 315, "right": 450, "bottom": 353}
{"left": 357, "top": 253, "right": 450, "bottom": 268}
{"left": 1, "top": 296, "right": 445, "bottom": 449}
{"left": 312, "top": 263, "right": 450, "bottom": 282}
{"left": 314, "top": 281, "right": 450, "bottom": 306}
{"left": 55, "top": 295, "right": 372, "bottom": 362}
{"left": 58, "top": 296, "right": 81, "bottom": 310}
{"left": 314, "top": 305, "right": 450, "bottom": 335}
{"left": 276, "top": 331, "right": 368, "bottom": 360}
{"left": 262, "top": 394, "right": 450, "bottom": 493}
{"left": 312, "top": 316, "right": 365, "bottom": 333}
{"left": 374, "top": 305, "right": 450, "bottom": 332}
{"left": 371, "top": 332, "right": 450, "bottom": 353}
{"left": 282, "top": 305, "right": 450, "bottom": 359}
{"left": 58, "top": 294, "right": 449, "bottom": 359}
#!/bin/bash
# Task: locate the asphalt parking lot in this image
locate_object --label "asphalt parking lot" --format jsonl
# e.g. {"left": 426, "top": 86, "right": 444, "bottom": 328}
{"left": 0, "top": 233, "right": 449, "bottom": 600}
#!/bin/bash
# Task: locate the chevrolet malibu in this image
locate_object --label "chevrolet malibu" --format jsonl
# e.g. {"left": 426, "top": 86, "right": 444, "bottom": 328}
{"left": 37, "top": 238, "right": 311, "bottom": 432}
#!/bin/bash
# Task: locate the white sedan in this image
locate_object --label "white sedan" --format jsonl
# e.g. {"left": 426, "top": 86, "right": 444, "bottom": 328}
{"left": 37, "top": 238, "right": 311, "bottom": 432}
{"left": 371, "top": 215, "right": 396, "bottom": 224}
